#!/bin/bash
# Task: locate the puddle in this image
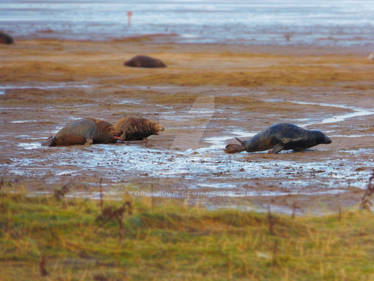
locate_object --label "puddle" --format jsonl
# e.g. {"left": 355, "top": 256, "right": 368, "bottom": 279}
{"left": 197, "top": 182, "right": 237, "bottom": 189}
{"left": 181, "top": 33, "right": 199, "bottom": 39}
{"left": 17, "top": 142, "right": 42, "bottom": 150}
{"left": 15, "top": 136, "right": 43, "bottom": 141}
{"left": 332, "top": 134, "right": 374, "bottom": 138}
{"left": 340, "top": 148, "right": 374, "bottom": 155}
{"left": 118, "top": 99, "right": 143, "bottom": 105}
{"left": 11, "top": 120, "right": 39, "bottom": 124}
{"left": 0, "top": 83, "right": 92, "bottom": 91}
{"left": 67, "top": 116, "right": 84, "bottom": 121}
{"left": 120, "top": 85, "right": 188, "bottom": 92}
{"left": 56, "top": 170, "right": 78, "bottom": 176}
{"left": 288, "top": 100, "right": 374, "bottom": 126}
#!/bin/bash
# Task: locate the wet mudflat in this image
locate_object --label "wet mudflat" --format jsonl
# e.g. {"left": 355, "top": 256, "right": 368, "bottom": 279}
{"left": 1, "top": 38, "right": 374, "bottom": 213}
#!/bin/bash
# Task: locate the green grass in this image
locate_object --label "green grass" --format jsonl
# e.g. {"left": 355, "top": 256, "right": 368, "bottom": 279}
{"left": 1, "top": 190, "right": 374, "bottom": 281}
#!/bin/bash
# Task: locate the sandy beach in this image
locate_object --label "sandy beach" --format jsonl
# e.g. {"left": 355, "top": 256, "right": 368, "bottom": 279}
{"left": 1, "top": 36, "right": 374, "bottom": 213}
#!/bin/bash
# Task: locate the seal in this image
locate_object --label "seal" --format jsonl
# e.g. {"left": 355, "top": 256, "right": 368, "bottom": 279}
{"left": 124, "top": 55, "right": 166, "bottom": 68}
{"left": 113, "top": 116, "right": 164, "bottom": 141}
{"left": 42, "top": 118, "right": 119, "bottom": 146}
{"left": 0, "top": 32, "right": 14, "bottom": 44}
{"left": 225, "top": 123, "right": 332, "bottom": 154}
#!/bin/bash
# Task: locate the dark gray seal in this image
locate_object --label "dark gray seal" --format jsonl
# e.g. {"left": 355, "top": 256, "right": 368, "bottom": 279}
{"left": 124, "top": 55, "right": 166, "bottom": 68}
{"left": 225, "top": 123, "right": 332, "bottom": 154}
{"left": 42, "top": 118, "right": 119, "bottom": 146}
{"left": 0, "top": 32, "right": 14, "bottom": 44}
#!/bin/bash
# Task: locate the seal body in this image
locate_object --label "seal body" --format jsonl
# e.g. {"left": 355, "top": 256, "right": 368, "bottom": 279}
{"left": 0, "top": 32, "right": 14, "bottom": 44}
{"left": 113, "top": 117, "right": 164, "bottom": 141}
{"left": 43, "top": 118, "right": 118, "bottom": 146}
{"left": 226, "top": 123, "right": 331, "bottom": 154}
{"left": 124, "top": 55, "right": 166, "bottom": 68}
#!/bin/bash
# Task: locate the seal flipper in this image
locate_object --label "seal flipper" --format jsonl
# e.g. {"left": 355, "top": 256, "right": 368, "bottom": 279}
{"left": 83, "top": 125, "right": 95, "bottom": 145}
{"left": 84, "top": 138, "right": 93, "bottom": 145}
{"left": 282, "top": 136, "right": 308, "bottom": 152}
{"left": 235, "top": 137, "right": 246, "bottom": 146}
{"left": 42, "top": 136, "right": 56, "bottom": 147}
{"left": 119, "top": 132, "right": 127, "bottom": 142}
{"left": 271, "top": 144, "right": 284, "bottom": 154}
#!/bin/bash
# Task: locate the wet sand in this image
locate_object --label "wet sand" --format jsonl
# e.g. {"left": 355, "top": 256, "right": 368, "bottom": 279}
{"left": 1, "top": 37, "right": 374, "bottom": 214}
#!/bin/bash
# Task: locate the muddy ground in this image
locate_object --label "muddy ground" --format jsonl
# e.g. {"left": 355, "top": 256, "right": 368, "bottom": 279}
{"left": 1, "top": 37, "right": 374, "bottom": 214}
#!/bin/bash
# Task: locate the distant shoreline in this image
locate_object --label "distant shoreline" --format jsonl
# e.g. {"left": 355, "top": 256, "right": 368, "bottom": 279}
{"left": 11, "top": 36, "right": 373, "bottom": 56}
{"left": 3, "top": 0, "right": 374, "bottom": 49}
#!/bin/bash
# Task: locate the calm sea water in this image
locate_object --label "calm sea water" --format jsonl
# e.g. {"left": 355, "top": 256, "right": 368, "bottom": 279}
{"left": 1, "top": 0, "right": 374, "bottom": 46}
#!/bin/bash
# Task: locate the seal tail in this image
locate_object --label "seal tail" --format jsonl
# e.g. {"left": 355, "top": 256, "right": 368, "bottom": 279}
{"left": 235, "top": 137, "right": 246, "bottom": 146}
{"left": 42, "top": 136, "right": 57, "bottom": 147}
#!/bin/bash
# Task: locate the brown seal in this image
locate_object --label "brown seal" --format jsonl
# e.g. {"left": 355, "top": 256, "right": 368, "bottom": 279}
{"left": 113, "top": 116, "right": 164, "bottom": 141}
{"left": 124, "top": 55, "right": 166, "bottom": 68}
{"left": 225, "top": 123, "right": 332, "bottom": 154}
{"left": 0, "top": 32, "right": 14, "bottom": 44}
{"left": 43, "top": 118, "right": 119, "bottom": 146}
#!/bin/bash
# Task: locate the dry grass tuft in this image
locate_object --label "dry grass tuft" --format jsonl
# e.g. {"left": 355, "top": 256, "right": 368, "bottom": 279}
{"left": 360, "top": 170, "right": 374, "bottom": 210}
{"left": 1, "top": 186, "right": 374, "bottom": 280}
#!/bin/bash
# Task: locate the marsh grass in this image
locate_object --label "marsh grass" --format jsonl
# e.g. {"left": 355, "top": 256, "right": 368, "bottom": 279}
{"left": 1, "top": 187, "right": 374, "bottom": 281}
{"left": 360, "top": 170, "right": 374, "bottom": 210}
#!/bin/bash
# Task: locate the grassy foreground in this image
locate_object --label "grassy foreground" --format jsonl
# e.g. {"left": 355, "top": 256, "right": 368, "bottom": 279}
{"left": 1, "top": 189, "right": 374, "bottom": 281}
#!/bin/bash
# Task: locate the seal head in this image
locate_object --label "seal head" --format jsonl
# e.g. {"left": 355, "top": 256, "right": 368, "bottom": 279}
{"left": 310, "top": 130, "right": 332, "bottom": 145}
{"left": 224, "top": 143, "right": 245, "bottom": 154}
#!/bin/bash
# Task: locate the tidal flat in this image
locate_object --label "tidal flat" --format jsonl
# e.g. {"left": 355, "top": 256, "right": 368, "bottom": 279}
{"left": 1, "top": 37, "right": 374, "bottom": 213}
